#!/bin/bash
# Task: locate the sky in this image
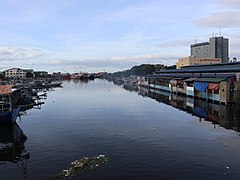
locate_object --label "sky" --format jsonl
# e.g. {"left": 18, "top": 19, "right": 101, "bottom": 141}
{"left": 0, "top": 0, "right": 239, "bottom": 73}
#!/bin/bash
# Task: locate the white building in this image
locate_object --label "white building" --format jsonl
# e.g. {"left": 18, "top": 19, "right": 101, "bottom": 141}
{"left": 4, "top": 68, "right": 34, "bottom": 78}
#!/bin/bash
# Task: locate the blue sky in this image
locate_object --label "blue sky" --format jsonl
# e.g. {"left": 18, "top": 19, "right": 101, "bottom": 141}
{"left": 0, "top": 0, "right": 239, "bottom": 73}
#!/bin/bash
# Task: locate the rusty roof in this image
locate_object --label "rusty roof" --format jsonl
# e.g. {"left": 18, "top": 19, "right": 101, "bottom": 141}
{"left": 0, "top": 85, "right": 13, "bottom": 95}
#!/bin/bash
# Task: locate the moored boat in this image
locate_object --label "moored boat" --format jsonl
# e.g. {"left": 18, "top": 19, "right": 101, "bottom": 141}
{"left": 0, "top": 85, "right": 20, "bottom": 124}
{"left": 48, "top": 81, "right": 63, "bottom": 87}
{"left": 0, "top": 107, "right": 20, "bottom": 124}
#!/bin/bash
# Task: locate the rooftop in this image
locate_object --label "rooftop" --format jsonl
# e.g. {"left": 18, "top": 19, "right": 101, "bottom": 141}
{"left": 191, "top": 42, "right": 209, "bottom": 48}
{"left": 157, "top": 62, "right": 240, "bottom": 74}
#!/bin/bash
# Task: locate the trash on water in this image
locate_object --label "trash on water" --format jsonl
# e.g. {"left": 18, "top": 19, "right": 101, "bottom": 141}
{"left": 56, "top": 155, "right": 109, "bottom": 179}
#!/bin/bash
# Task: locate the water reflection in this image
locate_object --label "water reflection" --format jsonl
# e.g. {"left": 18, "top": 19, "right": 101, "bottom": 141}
{"left": 137, "top": 86, "right": 240, "bottom": 132}
{"left": 72, "top": 78, "right": 94, "bottom": 84}
{"left": 0, "top": 124, "right": 29, "bottom": 177}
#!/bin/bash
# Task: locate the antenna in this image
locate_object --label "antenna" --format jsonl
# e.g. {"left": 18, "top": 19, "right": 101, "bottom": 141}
{"left": 219, "top": 26, "right": 222, "bottom": 36}
{"left": 194, "top": 36, "right": 197, "bottom": 44}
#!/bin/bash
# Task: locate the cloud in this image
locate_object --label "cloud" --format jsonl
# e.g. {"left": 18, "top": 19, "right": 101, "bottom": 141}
{"left": 156, "top": 39, "right": 193, "bottom": 48}
{"left": 103, "top": 2, "right": 159, "bottom": 22}
{"left": 0, "top": 47, "right": 68, "bottom": 72}
{"left": 6, "top": 0, "right": 16, "bottom": 3}
{"left": 111, "top": 54, "right": 180, "bottom": 68}
{"left": 33, "top": 58, "right": 129, "bottom": 72}
{"left": 0, "top": 47, "right": 54, "bottom": 61}
{"left": 219, "top": 0, "right": 240, "bottom": 8}
{"left": 111, "top": 54, "right": 178, "bottom": 62}
{"left": 228, "top": 34, "right": 240, "bottom": 58}
{"left": 194, "top": 11, "right": 240, "bottom": 28}
{"left": 0, "top": 44, "right": 180, "bottom": 72}
{"left": 32, "top": 53, "right": 179, "bottom": 72}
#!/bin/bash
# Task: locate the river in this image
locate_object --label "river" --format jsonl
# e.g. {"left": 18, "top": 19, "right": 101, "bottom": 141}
{"left": 1, "top": 79, "right": 240, "bottom": 180}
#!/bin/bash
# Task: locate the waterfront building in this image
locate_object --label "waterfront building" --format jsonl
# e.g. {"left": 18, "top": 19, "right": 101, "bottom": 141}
{"left": 139, "top": 62, "right": 240, "bottom": 105}
{"left": 176, "top": 57, "right": 221, "bottom": 69}
{"left": 4, "top": 68, "right": 34, "bottom": 78}
{"left": 191, "top": 36, "right": 229, "bottom": 63}
{"left": 177, "top": 36, "right": 229, "bottom": 68}
{"left": 140, "top": 75, "right": 240, "bottom": 105}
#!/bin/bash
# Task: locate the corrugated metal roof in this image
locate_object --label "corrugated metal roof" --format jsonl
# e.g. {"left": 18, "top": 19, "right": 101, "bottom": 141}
{"left": 184, "top": 78, "right": 197, "bottom": 82}
{"left": 148, "top": 76, "right": 172, "bottom": 80}
{"left": 148, "top": 73, "right": 235, "bottom": 79}
{"left": 0, "top": 85, "right": 12, "bottom": 95}
{"left": 157, "top": 64, "right": 240, "bottom": 74}
{"left": 173, "top": 77, "right": 185, "bottom": 80}
{"left": 194, "top": 78, "right": 227, "bottom": 83}
{"left": 182, "top": 61, "right": 240, "bottom": 69}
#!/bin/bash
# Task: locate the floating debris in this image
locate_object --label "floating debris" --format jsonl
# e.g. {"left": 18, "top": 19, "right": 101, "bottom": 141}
{"left": 56, "top": 155, "right": 109, "bottom": 179}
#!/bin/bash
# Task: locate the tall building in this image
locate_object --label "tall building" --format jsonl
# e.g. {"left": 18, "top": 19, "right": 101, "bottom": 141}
{"left": 190, "top": 36, "right": 229, "bottom": 63}
{"left": 191, "top": 42, "right": 209, "bottom": 58}
{"left": 209, "top": 37, "right": 229, "bottom": 63}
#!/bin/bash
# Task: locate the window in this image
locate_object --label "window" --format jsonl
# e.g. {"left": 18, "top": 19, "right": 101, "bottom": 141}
{"left": 214, "top": 89, "right": 219, "bottom": 94}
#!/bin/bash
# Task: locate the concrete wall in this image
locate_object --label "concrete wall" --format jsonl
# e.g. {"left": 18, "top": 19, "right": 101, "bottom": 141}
{"left": 186, "top": 86, "right": 194, "bottom": 96}
{"left": 219, "top": 81, "right": 228, "bottom": 104}
{"left": 233, "top": 81, "right": 240, "bottom": 102}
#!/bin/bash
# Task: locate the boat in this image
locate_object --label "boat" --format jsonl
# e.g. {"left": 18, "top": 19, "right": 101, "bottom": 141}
{"left": 70, "top": 73, "right": 79, "bottom": 79}
{"left": 88, "top": 73, "right": 95, "bottom": 80}
{"left": 0, "top": 85, "right": 20, "bottom": 124}
{"left": 79, "top": 72, "right": 89, "bottom": 80}
{"left": 62, "top": 73, "right": 71, "bottom": 80}
{"left": 0, "top": 107, "right": 20, "bottom": 124}
{"left": 48, "top": 81, "right": 63, "bottom": 88}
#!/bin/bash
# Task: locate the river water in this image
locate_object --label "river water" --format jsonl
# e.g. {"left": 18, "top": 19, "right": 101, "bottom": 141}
{"left": 1, "top": 79, "right": 240, "bottom": 180}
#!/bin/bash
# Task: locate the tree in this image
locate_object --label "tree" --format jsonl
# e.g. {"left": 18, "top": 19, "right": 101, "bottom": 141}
{"left": 0, "top": 73, "right": 4, "bottom": 80}
{"left": 26, "top": 71, "right": 34, "bottom": 78}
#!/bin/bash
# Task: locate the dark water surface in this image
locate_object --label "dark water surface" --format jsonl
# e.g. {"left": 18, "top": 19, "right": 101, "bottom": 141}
{"left": 1, "top": 79, "right": 240, "bottom": 180}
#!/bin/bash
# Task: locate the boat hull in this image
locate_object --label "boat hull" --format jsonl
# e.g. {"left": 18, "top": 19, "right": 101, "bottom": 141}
{"left": 0, "top": 123, "right": 28, "bottom": 163}
{"left": 0, "top": 107, "right": 20, "bottom": 124}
